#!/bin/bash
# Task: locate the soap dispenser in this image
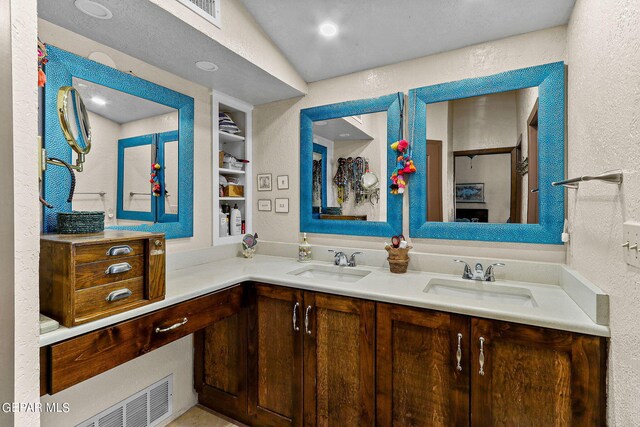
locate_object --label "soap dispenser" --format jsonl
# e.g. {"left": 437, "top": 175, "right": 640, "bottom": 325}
{"left": 298, "top": 232, "right": 312, "bottom": 262}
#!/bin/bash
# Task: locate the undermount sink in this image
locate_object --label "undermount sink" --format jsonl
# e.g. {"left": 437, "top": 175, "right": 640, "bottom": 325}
{"left": 288, "top": 264, "right": 370, "bottom": 283}
{"left": 424, "top": 278, "right": 537, "bottom": 307}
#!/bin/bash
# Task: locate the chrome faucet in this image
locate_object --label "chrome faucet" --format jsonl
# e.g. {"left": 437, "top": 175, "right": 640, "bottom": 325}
{"left": 454, "top": 259, "right": 505, "bottom": 282}
{"left": 329, "top": 250, "right": 362, "bottom": 267}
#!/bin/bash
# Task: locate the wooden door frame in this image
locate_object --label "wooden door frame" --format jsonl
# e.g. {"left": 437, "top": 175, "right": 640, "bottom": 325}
{"left": 453, "top": 146, "right": 520, "bottom": 223}
{"left": 427, "top": 140, "right": 443, "bottom": 222}
{"left": 527, "top": 99, "right": 539, "bottom": 223}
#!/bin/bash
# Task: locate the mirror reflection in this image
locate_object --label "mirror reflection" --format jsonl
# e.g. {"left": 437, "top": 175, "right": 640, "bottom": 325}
{"left": 426, "top": 87, "right": 539, "bottom": 224}
{"left": 72, "top": 77, "right": 179, "bottom": 226}
{"left": 312, "top": 112, "right": 386, "bottom": 221}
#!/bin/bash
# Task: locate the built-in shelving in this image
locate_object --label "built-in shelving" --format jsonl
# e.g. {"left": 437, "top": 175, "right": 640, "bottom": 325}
{"left": 219, "top": 130, "right": 245, "bottom": 143}
{"left": 213, "top": 92, "right": 253, "bottom": 246}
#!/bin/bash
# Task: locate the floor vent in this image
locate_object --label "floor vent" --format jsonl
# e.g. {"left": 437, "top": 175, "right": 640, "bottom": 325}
{"left": 76, "top": 375, "right": 173, "bottom": 427}
{"left": 176, "top": 0, "right": 221, "bottom": 28}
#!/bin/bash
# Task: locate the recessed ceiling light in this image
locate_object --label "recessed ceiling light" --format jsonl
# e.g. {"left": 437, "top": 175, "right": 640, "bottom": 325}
{"left": 91, "top": 97, "right": 107, "bottom": 106}
{"left": 339, "top": 133, "right": 350, "bottom": 137}
{"left": 74, "top": 0, "right": 113, "bottom": 20}
{"left": 196, "top": 61, "right": 219, "bottom": 72}
{"left": 315, "top": 121, "right": 327, "bottom": 126}
{"left": 319, "top": 22, "right": 338, "bottom": 38}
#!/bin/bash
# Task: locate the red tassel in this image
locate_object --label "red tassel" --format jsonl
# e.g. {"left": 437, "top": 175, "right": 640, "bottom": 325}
{"left": 38, "top": 69, "right": 46, "bottom": 87}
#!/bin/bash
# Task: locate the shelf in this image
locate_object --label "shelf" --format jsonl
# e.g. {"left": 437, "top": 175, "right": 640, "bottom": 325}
{"left": 220, "top": 197, "right": 245, "bottom": 201}
{"left": 219, "top": 168, "right": 245, "bottom": 175}
{"left": 219, "top": 131, "right": 245, "bottom": 143}
{"left": 216, "top": 234, "right": 246, "bottom": 245}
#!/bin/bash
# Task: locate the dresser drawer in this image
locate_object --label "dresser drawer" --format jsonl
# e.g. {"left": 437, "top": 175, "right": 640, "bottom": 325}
{"left": 75, "top": 278, "right": 147, "bottom": 323}
{"left": 45, "top": 285, "right": 243, "bottom": 394}
{"left": 75, "top": 240, "right": 145, "bottom": 264}
{"left": 75, "top": 256, "right": 145, "bottom": 290}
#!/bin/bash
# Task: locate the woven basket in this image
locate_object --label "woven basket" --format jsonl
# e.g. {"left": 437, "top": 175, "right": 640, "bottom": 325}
{"left": 57, "top": 211, "right": 105, "bottom": 234}
{"left": 385, "top": 246, "right": 412, "bottom": 274}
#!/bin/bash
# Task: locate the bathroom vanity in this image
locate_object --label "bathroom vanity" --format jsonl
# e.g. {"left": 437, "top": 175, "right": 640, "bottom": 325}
{"left": 39, "top": 255, "right": 608, "bottom": 426}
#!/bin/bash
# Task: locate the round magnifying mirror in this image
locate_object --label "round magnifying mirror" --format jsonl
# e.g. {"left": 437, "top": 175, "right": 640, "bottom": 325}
{"left": 57, "top": 86, "right": 92, "bottom": 155}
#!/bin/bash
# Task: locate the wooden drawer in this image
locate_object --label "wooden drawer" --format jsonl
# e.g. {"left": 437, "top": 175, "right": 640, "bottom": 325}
{"left": 75, "top": 240, "right": 145, "bottom": 264}
{"left": 75, "top": 278, "right": 147, "bottom": 322}
{"left": 75, "top": 255, "right": 145, "bottom": 290}
{"left": 40, "top": 231, "right": 166, "bottom": 327}
{"left": 45, "top": 285, "right": 243, "bottom": 394}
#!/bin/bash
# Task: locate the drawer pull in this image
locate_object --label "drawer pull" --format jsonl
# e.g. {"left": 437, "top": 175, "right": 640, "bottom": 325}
{"left": 456, "top": 333, "right": 463, "bottom": 371}
{"left": 106, "top": 245, "right": 133, "bottom": 256}
{"left": 105, "top": 262, "right": 132, "bottom": 275}
{"left": 479, "top": 337, "right": 486, "bottom": 376}
{"left": 105, "top": 288, "right": 132, "bottom": 302}
{"left": 155, "top": 317, "right": 188, "bottom": 333}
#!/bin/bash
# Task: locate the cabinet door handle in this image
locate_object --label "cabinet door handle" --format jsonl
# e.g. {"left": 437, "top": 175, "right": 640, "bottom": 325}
{"left": 105, "top": 288, "right": 132, "bottom": 302}
{"left": 155, "top": 317, "right": 188, "bottom": 333}
{"left": 105, "top": 262, "right": 132, "bottom": 275}
{"left": 304, "top": 305, "right": 312, "bottom": 335}
{"left": 106, "top": 245, "right": 133, "bottom": 256}
{"left": 479, "top": 337, "right": 486, "bottom": 376}
{"left": 456, "top": 333, "right": 463, "bottom": 371}
{"left": 292, "top": 302, "right": 300, "bottom": 332}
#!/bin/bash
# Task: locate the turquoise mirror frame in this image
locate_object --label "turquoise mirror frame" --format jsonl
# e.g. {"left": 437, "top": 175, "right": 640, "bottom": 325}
{"left": 300, "top": 93, "right": 403, "bottom": 237}
{"left": 408, "top": 62, "right": 565, "bottom": 244}
{"left": 43, "top": 45, "right": 194, "bottom": 239}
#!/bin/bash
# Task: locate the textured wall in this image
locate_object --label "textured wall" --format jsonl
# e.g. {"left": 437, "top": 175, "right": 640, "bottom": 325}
{"left": 253, "top": 26, "right": 568, "bottom": 262}
{"left": 0, "top": 0, "right": 41, "bottom": 425}
{"left": 566, "top": 0, "right": 640, "bottom": 424}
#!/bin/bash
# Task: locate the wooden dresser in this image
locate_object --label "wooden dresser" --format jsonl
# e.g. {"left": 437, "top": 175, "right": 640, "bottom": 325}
{"left": 39, "top": 230, "right": 166, "bottom": 327}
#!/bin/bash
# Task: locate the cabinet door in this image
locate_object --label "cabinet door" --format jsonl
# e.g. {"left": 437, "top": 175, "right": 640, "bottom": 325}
{"left": 376, "top": 303, "right": 470, "bottom": 427}
{"left": 248, "top": 283, "right": 304, "bottom": 427}
{"left": 471, "top": 318, "right": 606, "bottom": 427}
{"left": 303, "top": 292, "right": 375, "bottom": 427}
{"left": 194, "top": 293, "right": 249, "bottom": 424}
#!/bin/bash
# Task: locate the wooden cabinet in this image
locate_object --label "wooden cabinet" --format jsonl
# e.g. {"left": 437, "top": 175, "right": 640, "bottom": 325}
{"left": 196, "top": 283, "right": 606, "bottom": 427}
{"left": 376, "top": 303, "right": 470, "bottom": 427}
{"left": 303, "top": 292, "right": 375, "bottom": 426}
{"left": 42, "top": 285, "right": 242, "bottom": 395}
{"left": 196, "top": 283, "right": 376, "bottom": 427}
{"left": 470, "top": 318, "right": 606, "bottom": 427}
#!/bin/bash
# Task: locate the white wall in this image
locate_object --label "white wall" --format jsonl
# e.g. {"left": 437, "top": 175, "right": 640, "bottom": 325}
{"left": 253, "top": 26, "right": 567, "bottom": 262}
{"left": 0, "top": 0, "right": 40, "bottom": 425}
{"left": 566, "top": 0, "right": 640, "bottom": 424}
{"left": 426, "top": 102, "right": 453, "bottom": 221}
{"left": 455, "top": 154, "right": 512, "bottom": 223}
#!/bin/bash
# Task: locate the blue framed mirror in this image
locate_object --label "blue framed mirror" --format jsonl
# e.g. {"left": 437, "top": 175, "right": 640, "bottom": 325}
{"left": 43, "top": 46, "right": 193, "bottom": 238}
{"left": 408, "top": 62, "right": 565, "bottom": 244}
{"left": 300, "top": 93, "right": 403, "bottom": 237}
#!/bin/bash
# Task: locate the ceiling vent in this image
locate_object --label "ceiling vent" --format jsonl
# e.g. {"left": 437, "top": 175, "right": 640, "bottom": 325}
{"left": 176, "top": 0, "right": 221, "bottom": 28}
{"left": 76, "top": 375, "right": 173, "bottom": 427}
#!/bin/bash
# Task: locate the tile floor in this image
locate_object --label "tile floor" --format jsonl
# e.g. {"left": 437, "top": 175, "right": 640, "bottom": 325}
{"left": 167, "top": 405, "right": 246, "bottom": 427}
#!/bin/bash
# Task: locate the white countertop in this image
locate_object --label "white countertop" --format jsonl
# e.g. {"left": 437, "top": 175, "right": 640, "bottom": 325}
{"left": 40, "top": 254, "right": 610, "bottom": 346}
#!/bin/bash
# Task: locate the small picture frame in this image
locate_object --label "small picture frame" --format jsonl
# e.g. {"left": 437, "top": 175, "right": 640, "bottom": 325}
{"left": 456, "top": 183, "right": 485, "bottom": 203}
{"left": 257, "top": 173, "right": 272, "bottom": 191}
{"left": 275, "top": 198, "right": 289, "bottom": 213}
{"left": 257, "top": 199, "right": 272, "bottom": 211}
{"left": 277, "top": 175, "right": 289, "bottom": 190}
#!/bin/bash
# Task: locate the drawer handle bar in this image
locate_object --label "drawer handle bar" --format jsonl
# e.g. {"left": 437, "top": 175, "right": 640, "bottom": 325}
{"left": 292, "top": 302, "right": 300, "bottom": 332}
{"left": 105, "top": 288, "right": 132, "bottom": 302}
{"left": 304, "top": 305, "right": 312, "bottom": 335}
{"left": 456, "top": 333, "right": 463, "bottom": 371}
{"left": 479, "top": 337, "right": 486, "bottom": 376}
{"left": 105, "top": 262, "right": 132, "bottom": 275}
{"left": 106, "top": 245, "right": 133, "bottom": 256}
{"left": 155, "top": 317, "right": 188, "bottom": 333}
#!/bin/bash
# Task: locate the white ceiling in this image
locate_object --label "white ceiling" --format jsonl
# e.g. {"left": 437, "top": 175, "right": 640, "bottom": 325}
{"left": 74, "top": 78, "right": 176, "bottom": 124}
{"left": 38, "top": 0, "right": 305, "bottom": 105}
{"left": 313, "top": 117, "right": 373, "bottom": 142}
{"left": 239, "top": 0, "right": 576, "bottom": 82}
